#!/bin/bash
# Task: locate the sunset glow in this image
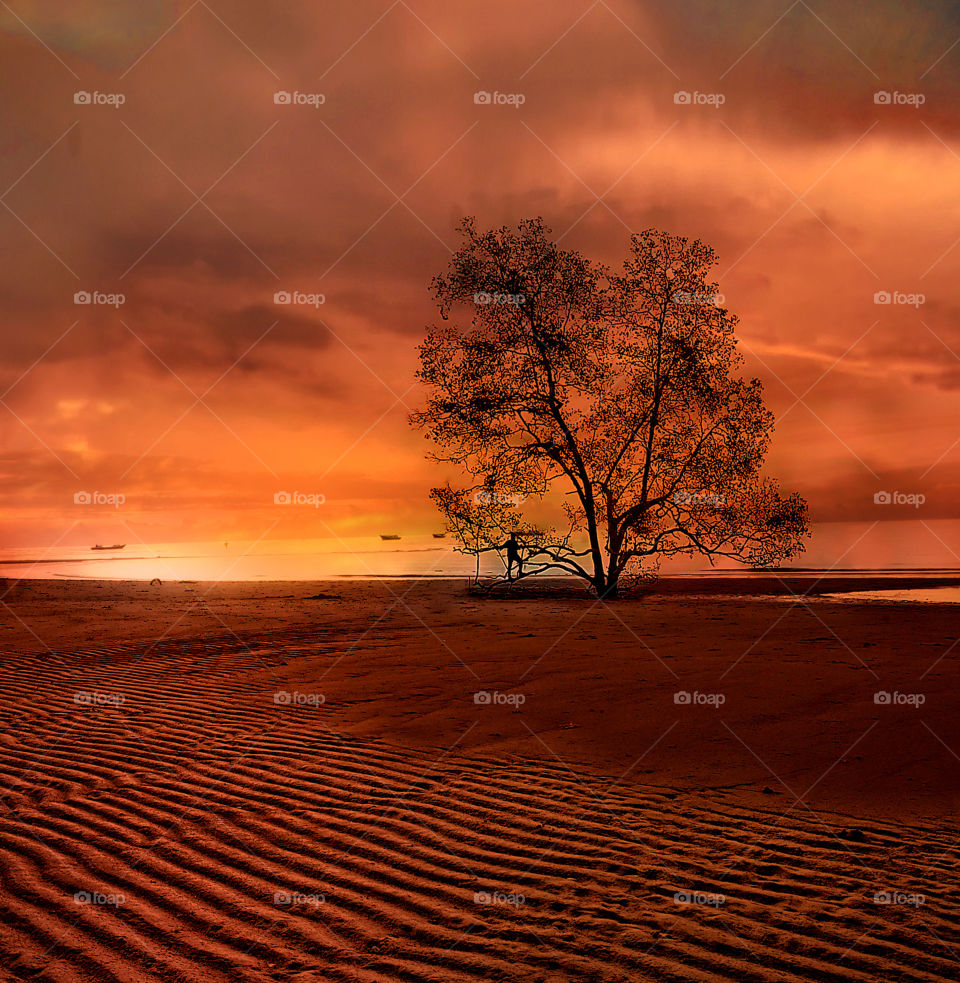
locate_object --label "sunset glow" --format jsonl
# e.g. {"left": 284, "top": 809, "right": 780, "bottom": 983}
{"left": 2, "top": 1, "right": 959, "bottom": 553}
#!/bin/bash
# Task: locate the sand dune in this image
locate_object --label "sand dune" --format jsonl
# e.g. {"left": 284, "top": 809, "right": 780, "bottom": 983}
{"left": 0, "top": 580, "right": 957, "bottom": 981}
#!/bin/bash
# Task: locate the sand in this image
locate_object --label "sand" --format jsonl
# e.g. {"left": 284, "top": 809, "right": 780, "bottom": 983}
{"left": 0, "top": 577, "right": 957, "bottom": 981}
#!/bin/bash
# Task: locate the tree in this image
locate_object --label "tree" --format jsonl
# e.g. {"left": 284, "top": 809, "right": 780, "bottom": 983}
{"left": 411, "top": 217, "right": 809, "bottom": 598}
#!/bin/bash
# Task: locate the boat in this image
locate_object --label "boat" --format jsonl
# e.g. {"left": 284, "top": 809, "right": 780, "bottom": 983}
{"left": 379, "top": 534, "right": 401, "bottom": 541}
{"left": 432, "top": 533, "right": 446, "bottom": 539}
{"left": 91, "top": 544, "right": 125, "bottom": 551}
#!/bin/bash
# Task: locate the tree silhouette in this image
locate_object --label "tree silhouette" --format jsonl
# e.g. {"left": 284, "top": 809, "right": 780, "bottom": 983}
{"left": 412, "top": 218, "right": 809, "bottom": 598}
{"left": 428, "top": 482, "right": 521, "bottom": 583}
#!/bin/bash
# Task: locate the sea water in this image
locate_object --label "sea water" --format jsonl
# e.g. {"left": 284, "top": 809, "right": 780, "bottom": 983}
{"left": 0, "top": 520, "right": 958, "bottom": 591}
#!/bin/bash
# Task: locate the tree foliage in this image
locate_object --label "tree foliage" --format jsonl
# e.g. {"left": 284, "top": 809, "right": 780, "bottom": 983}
{"left": 412, "top": 217, "right": 809, "bottom": 597}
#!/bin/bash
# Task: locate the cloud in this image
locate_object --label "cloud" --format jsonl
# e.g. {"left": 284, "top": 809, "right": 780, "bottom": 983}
{"left": 2, "top": 0, "right": 959, "bottom": 545}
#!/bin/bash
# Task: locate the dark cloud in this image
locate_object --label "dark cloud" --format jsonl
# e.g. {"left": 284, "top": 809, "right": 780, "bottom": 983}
{"left": 2, "top": 0, "right": 959, "bottom": 543}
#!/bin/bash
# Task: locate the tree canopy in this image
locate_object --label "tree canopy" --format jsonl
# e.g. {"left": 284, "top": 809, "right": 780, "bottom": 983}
{"left": 412, "top": 217, "right": 809, "bottom": 597}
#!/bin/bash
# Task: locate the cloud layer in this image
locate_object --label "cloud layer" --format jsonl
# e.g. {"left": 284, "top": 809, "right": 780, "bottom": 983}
{"left": 2, "top": 0, "right": 959, "bottom": 549}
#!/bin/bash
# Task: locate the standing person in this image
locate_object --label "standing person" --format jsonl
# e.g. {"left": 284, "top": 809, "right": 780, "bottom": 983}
{"left": 504, "top": 534, "right": 522, "bottom": 579}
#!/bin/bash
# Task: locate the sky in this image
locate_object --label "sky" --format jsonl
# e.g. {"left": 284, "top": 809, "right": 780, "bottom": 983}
{"left": 2, "top": 0, "right": 960, "bottom": 553}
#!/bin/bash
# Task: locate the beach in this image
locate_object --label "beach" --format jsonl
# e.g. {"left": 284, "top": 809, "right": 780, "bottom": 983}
{"left": 3, "top": 0, "right": 957, "bottom": 978}
{"left": 0, "top": 578, "right": 956, "bottom": 981}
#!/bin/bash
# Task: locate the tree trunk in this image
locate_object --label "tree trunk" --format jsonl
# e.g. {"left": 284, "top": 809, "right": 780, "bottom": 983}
{"left": 597, "top": 580, "right": 620, "bottom": 601}
{"left": 594, "top": 575, "right": 619, "bottom": 599}
{"left": 594, "top": 532, "right": 620, "bottom": 599}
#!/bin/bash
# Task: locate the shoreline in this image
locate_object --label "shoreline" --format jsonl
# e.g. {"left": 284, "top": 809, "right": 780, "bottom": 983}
{"left": 5, "top": 571, "right": 960, "bottom": 598}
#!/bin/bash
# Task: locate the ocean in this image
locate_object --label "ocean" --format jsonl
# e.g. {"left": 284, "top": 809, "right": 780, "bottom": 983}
{"left": 1, "top": 520, "right": 959, "bottom": 592}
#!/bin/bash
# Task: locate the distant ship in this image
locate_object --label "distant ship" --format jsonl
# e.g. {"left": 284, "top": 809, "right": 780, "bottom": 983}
{"left": 379, "top": 534, "right": 401, "bottom": 541}
{"left": 91, "top": 544, "right": 125, "bottom": 551}
{"left": 432, "top": 532, "right": 447, "bottom": 539}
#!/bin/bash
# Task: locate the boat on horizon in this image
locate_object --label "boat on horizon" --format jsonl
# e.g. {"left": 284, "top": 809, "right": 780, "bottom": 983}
{"left": 380, "top": 534, "right": 401, "bottom": 541}
{"left": 432, "top": 532, "right": 446, "bottom": 539}
{"left": 90, "top": 544, "right": 126, "bottom": 551}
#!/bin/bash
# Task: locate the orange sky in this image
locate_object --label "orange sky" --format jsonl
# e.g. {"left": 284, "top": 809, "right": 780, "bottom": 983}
{"left": 2, "top": 0, "right": 960, "bottom": 549}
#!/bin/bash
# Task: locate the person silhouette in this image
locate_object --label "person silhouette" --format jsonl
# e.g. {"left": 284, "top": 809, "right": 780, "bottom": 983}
{"left": 504, "top": 534, "right": 522, "bottom": 579}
